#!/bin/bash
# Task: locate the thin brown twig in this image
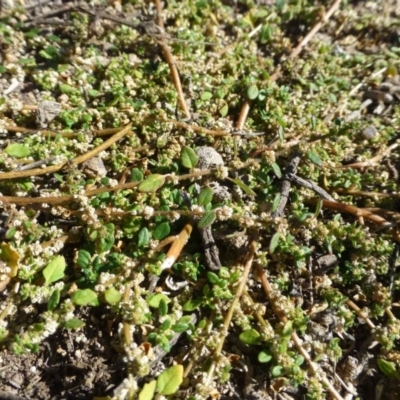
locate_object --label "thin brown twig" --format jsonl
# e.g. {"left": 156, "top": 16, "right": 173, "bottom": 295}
{"left": 206, "top": 240, "right": 257, "bottom": 384}
{"left": 236, "top": 101, "right": 250, "bottom": 130}
{"left": 0, "top": 159, "right": 259, "bottom": 207}
{"left": 308, "top": 198, "right": 400, "bottom": 245}
{"left": 346, "top": 299, "right": 375, "bottom": 329}
{"left": 0, "top": 124, "right": 132, "bottom": 181}
{"left": 154, "top": 0, "right": 191, "bottom": 120}
{"left": 338, "top": 143, "right": 398, "bottom": 169}
{"left": 165, "top": 118, "right": 228, "bottom": 136}
{"left": 4, "top": 124, "right": 136, "bottom": 138}
{"left": 335, "top": 189, "right": 400, "bottom": 199}
{"left": 255, "top": 263, "right": 345, "bottom": 400}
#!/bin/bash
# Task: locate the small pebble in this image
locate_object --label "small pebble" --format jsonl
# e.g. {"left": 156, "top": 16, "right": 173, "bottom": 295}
{"left": 362, "top": 125, "right": 378, "bottom": 140}
{"left": 195, "top": 146, "right": 224, "bottom": 170}
{"left": 37, "top": 100, "right": 62, "bottom": 128}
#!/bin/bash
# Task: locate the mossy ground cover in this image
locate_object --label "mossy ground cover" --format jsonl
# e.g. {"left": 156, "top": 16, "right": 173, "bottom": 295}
{"left": 0, "top": 0, "right": 400, "bottom": 399}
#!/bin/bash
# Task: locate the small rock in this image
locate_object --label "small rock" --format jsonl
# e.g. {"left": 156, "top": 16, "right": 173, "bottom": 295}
{"left": 82, "top": 157, "right": 107, "bottom": 178}
{"left": 362, "top": 125, "right": 378, "bottom": 140}
{"left": 209, "top": 182, "right": 232, "bottom": 202}
{"left": 195, "top": 146, "right": 224, "bottom": 170}
{"left": 37, "top": 100, "right": 62, "bottom": 128}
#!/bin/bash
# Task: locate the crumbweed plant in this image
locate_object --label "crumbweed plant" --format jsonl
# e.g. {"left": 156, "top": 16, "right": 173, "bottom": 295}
{"left": 0, "top": 0, "right": 400, "bottom": 399}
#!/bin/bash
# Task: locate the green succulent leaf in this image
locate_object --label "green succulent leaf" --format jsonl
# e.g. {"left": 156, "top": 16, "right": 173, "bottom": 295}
{"left": 59, "top": 83, "right": 76, "bottom": 94}
{"left": 181, "top": 146, "right": 199, "bottom": 169}
{"left": 72, "top": 289, "right": 99, "bottom": 306}
{"left": 200, "top": 91, "right": 212, "bottom": 101}
{"left": 271, "top": 365, "right": 283, "bottom": 377}
{"left": 77, "top": 250, "right": 91, "bottom": 269}
{"left": 258, "top": 350, "right": 273, "bottom": 363}
{"left": 226, "top": 177, "right": 256, "bottom": 197}
{"left": 271, "top": 162, "right": 282, "bottom": 178}
{"left": 156, "top": 365, "right": 184, "bottom": 395}
{"left": 282, "top": 320, "right": 293, "bottom": 337}
{"left": 138, "top": 174, "right": 165, "bottom": 192}
{"left": 64, "top": 318, "right": 86, "bottom": 329}
{"left": 377, "top": 358, "right": 399, "bottom": 379}
{"left": 104, "top": 287, "right": 122, "bottom": 305}
{"left": 138, "top": 227, "right": 150, "bottom": 247}
{"left": 183, "top": 298, "right": 202, "bottom": 311}
{"left": 269, "top": 232, "right": 281, "bottom": 254}
{"left": 43, "top": 256, "right": 66, "bottom": 286}
{"left": 239, "top": 329, "right": 261, "bottom": 345}
{"left": 198, "top": 211, "right": 216, "bottom": 229}
{"left": 272, "top": 193, "right": 281, "bottom": 212}
{"left": 5, "top": 143, "right": 31, "bottom": 158}
{"left": 139, "top": 380, "right": 157, "bottom": 400}
{"left": 147, "top": 293, "right": 171, "bottom": 308}
{"left": 153, "top": 222, "right": 171, "bottom": 240}
{"left": 307, "top": 150, "right": 323, "bottom": 166}
{"left": 247, "top": 84, "right": 259, "bottom": 100}
{"left": 130, "top": 168, "right": 144, "bottom": 182}
{"left": 198, "top": 187, "right": 213, "bottom": 206}
{"left": 47, "top": 289, "right": 60, "bottom": 311}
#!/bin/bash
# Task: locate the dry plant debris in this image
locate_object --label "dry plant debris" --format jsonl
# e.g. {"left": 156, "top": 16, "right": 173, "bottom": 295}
{"left": 1, "top": 0, "right": 400, "bottom": 399}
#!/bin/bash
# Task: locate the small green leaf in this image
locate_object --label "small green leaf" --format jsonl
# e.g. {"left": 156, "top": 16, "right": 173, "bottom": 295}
{"left": 198, "top": 211, "right": 216, "bottom": 229}
{"left": 130, "top": 168, "right": 144, "bottom": 182}
{"left": 5, "top": 227, "right": 16, "bottom": 239}
{"left": 153, "top": 222, "right": 170, "bottom": 240}
{"left": 219, "top": 103, "right": 229, "bottom": 117}
{"left": 138, "top": 174, "right": 165, "bottom": 192}
{"left": 47, "top": 289, "right": 60, "bottom": 311}
{"left": 88, "top": 89, "right": 100, "bottom": 97}
{"left": 239, "top": 329, "right": 261, "bottom": 345}
{"left": 139, "top": 380, "right": 157, "bottom": 400}
{"left": 282, "top": 320, "right": 293, "bottom": 337}
{"left": 295, "top": 355, "right": 305, "bottom": 366}
{"left": 99, "top": 223, "right": 115, "bottom": 252}
{"left": 226, "top": 177, "right": 256, "bottom": 197}
{"left": 198, "top": 187, "right": 213, "bottom": 206}
{"left": 138, "top": 227, "right": 150, "bottom": 247}
{"left": 377, "top": 358, "right": 399, "bottom": 379}
{"left": 183, "top": 298, "right": 202, "bottom": 311}
{"left": 271, "top": 162, "right": 282, "bottom": 178}
{"left": 269, "top": 232, "right": 281, "bottom": 254}
{"left": 207, "top": 271, "right": 220, "bottom": 284}
{"left": 200, "top": 91, "right": 212, "bottom": 101}
{"left": 247, "top": 84, "right": 259, "bottom": 100}
{"left": 258, "top": 350, "right": 273, "bottom": 363}
{"left": 64, "top": 318, "right": 85, "bottom": 329}
{"left": 161, "top": 318, "right": 171, "bottom": 331}
{"left": 147, "top": 293, "right": 171, "bottom": 308}
{"left": 156, "top": 365, "right": 184, "bottom": 395}
{"left": 104, "top": 287, "right": 122, "bottom": 305}
{"left": 5, "top": 143, "right": 31, "bottom": 158}
{"left": 307, "top": 150, "right": 323, "bottom": 166}
{"left": 272, "top": 193, "right": 281, "bottom": 212}
{"left": 43, "top": 256, "right": 66, "bottom": 286}
{"left": 159, "top": 299, "right": 168, "bottom": 316}
{"left": 59, "top": 83, "right": 76, "bottom": 94}
{"left": 314, "top": 197, "right": 322, "bottom": 217}
{"left": 39, "top": 49, "right": 53, "bottom": 60}
{"left": 72, "top": 289, "right": 99, "bottom": 306}
{"left": 77, "top": 250, "right": 91, "bottom": 269}
{"left": 271, "top": 365, "right": 283, "bottom": 377}
{"left": 181, "top": 146, "right": 199, "bottom": 169}
{"left": 172, "top": 323, "right": 189, "bottom": 333}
